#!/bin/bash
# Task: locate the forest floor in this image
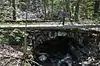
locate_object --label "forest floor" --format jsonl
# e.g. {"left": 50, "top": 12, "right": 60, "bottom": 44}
{"left": 0, "top": 44, "right": 23, "bottom": 66}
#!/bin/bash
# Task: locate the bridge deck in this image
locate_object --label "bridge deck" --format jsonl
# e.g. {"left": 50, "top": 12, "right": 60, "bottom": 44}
{"left": 0, "top": 22, "right": 100, "bottom": 31}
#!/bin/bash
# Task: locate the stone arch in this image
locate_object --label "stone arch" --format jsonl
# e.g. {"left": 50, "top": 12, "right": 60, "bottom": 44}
{"left": 34, "top": 35, "right": 80, "bottom": 59}
{"left": 28, "top": 30, "right": 100, "bottom": 66}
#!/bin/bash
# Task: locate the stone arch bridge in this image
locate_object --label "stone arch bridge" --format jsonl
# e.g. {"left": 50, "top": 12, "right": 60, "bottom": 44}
{"left": 1, "top": 24, "right": 100, "bottom": 66}
{"left": 1, "top": 24, "right": 100, "bottom": 49}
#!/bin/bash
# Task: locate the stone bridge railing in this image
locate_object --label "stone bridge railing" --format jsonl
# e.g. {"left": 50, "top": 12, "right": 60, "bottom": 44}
{"left": 27, "top": 29, "right": 100, "bottom": 49}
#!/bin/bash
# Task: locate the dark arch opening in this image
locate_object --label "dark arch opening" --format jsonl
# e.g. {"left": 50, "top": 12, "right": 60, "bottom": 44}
{"left": 36, "top": 36, "right": 78, "bottom": 54}
{"left": 33, "top": 36, "right": 84, "bottom": 66}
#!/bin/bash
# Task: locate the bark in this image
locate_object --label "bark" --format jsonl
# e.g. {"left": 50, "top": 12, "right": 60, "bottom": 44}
{"left": 51, "top": 0, "right": 54, "bottom": 19}
{"left": 65, "top": 0, "right": 70, "bottom": 12}
{"left": 94, "top": 0, "right": 100, "bottom": 17}
{"left": 43, "top": 0, "right": 47, "bottom": 20}
{"left": 65, "top": 0, "right": 72, "bottom": 22}
{"left": 74, "top": 0, "right": 81, "bottom": 22}
{"left": 12, "top": 0, "right": 16, "bottom": 20}
{"left": 94, "top": 0, "right": 100, "bottom": 13}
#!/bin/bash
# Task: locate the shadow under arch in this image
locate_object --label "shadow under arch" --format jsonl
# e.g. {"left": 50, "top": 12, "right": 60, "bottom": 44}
{"left": 33, "top": 36, "right": 85, "bottom": 66}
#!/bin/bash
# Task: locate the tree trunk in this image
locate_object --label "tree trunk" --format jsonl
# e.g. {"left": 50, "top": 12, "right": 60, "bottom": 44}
{"left": 65, "top": 0, "right": 72, "bottom": 22}
{"left": 94, "top": 0, "right": 99, "bottom": 13}
{"left": 94, "top": 0, "right": 100, "bottom": 17}
{"left": 12, "top": 0, "right": 16, "bottom": 20}
{"left": 43, "top": 0, "right": 47, "bottom": 20}
{"left": 65, "top": 0, "right": 70, "bottom": 12}
{"left": 51, "top": 0, "right": 54, "bottom": 19}
{"left": 74, "top": 0, "right": 81, "bottom": 22}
